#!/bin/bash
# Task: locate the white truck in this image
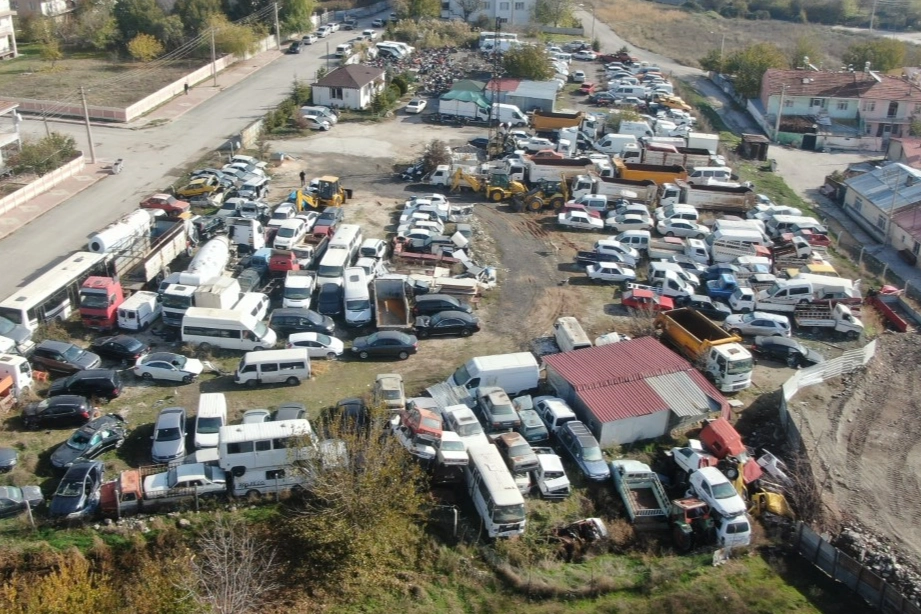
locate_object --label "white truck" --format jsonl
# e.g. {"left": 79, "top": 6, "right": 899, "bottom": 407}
{"left": 436, "top": 99, "right": 529, "bottom": 127}
{"left": 570, "top": 173, "right": 658, "bottom": 203}
{"left": 161, "top": 276, "right": 241, "bottom": 327}
{"left": 501, "top": 157, "right": 596, "bottom": 186}
{"left": 659, "top": 182, "right": 756, "bottom": 214}
{"left": 282, "top": 270, "right": 317, "bottom": 308}
{"left": 792, "top": 303, "right": 863, "bottom": 339}
{"left": 642, "top": 147, "right": 717, "bottom": 169}
{"left": 529, "top": 447, "right": 571, "bottom": 499}
{"left": 686, "top": 132, "right": 720, "bottom": 154}
{"left": 754, "top": 275, "right": 862, "bottom": 313}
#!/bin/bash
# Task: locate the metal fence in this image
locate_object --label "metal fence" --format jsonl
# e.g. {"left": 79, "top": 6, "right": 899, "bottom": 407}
{"left": 792, "top": 523, "right": 921, "bottom": 614}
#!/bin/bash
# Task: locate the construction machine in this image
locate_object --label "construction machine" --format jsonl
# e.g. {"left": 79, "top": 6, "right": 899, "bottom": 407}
{"left": 668, "top": 498, "right": 716, "bottom": 553}
{"left": 316, "top": 176, "right": 353, "bottom": 207}
{"left": 512, "top": 176, "right": 570, "bottom": 212}
{"left": 450, "top": 168, "right": 527, "bottom": 203}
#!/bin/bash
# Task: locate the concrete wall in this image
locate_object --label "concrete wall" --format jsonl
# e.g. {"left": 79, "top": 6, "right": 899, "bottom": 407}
{"left": 0, "top": 153, "right": 85, "bottom": 216}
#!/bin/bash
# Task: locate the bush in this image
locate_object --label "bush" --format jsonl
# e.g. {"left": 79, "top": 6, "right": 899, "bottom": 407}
{"left": 9, "top": 133, "right": 79, "bottom": 176}
{"left": 391, "top": 73, "right": 410, "bottom": 96}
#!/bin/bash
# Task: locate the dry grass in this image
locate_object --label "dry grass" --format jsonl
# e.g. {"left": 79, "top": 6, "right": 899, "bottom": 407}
{"left": 595, "top": 0, "right": 877, "bottom": 70}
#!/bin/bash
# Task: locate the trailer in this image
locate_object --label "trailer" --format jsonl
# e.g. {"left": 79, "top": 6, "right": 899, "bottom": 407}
{"left": 374, "top": 275, "right": 412, "bottom": 330}
{"left": 867, "top": 289, "right": 914, "bottom": 332}
{"left": 614, "top": 159, "right": 688, "bottom": 184}
{"left": 570, "top": 173, "right": 658, "bottom": 203}
{"left": 610, "top": 459, "right": 669, "bottom": 527}
{"left": 503, "top": 157, "right": 595, "bottom": 186}
{"left": 659, "top": 182, "right": 756, "bottom": 214}
{"left": 530, "top": 109, "right": 584, "bottom": 131}
{"left": 642, "top": 147, "right": 714, "bottom": 169}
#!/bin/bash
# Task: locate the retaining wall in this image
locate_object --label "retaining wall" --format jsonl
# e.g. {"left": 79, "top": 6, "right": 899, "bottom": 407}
{"left": 0, "top": 153, "right": 85, "bottom": 216}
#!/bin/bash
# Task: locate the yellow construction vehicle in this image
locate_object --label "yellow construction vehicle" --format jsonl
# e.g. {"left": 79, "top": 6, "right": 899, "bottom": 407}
{"left": 450, "top": 168, "right": 483, "bottom": 193}
{"left": 316, "top": 176, "right": 353, "bottom": 207}
{"left": 450, "top": 168, "right": 527, "bottom": 203}
{"left": 293, "top": 189, "right": 320, "bottom": 210}
{"left": 513, "top": 176, "right": 570, "bottom": 212}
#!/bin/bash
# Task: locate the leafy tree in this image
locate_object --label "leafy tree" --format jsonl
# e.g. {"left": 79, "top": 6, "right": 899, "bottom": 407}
{"left": 40, "top": 39, "right": 63, "bottom": 68}
{"left": 788, "top": 35, "right": 823, "bottom": 70}
{"left": 281, "top": 0, "right": 315, "bottom": 34}
{"left": 207, "top": 14, "right": 259, "bottom": 56}
{"left": 73, "top": 1, "right": 119, "bottom": 50}
{"left": 533, "top": 0, "right": 573, "bottom": 27}
{"left": 21, "top": 14, "right": 55, "bottom": 43}
{"left": 456, "top": 0, "right": 480, "bottom": 21}
{"left": 173, "top": 0, "right": 222, "bottom": 35}
{"left": 503, "top": 45, "right": 554, "bottom": 80}
{"left": 127, "top": 33, "right": 164, "bottom": 61}
{"left": 423, "top": 138, "right": 451, "bottom": 172}
{"left": 291, "top": 78, "right": 312, "bottom": 106}
{"left": 113, "top": 0, "right": 168, "bottom": 42}
{"left": 403, "top": 0, "right": 441, "bottom": 20}
{"left": 724, "top": 42, "right": 788, "bottom": 98}
{"left": 606, "top": 109, "right": 642, "bottom": 132}
{"left": 842, "top": 39, "right": 906, "bottom": 72}
{"left": 910, "top": 117, "right": 921, "bottom": 137}
{"left": 9, "top": 133, "right": 78, "bottom": 175}
{"left": 157, "top": 14, "right": 185, "bottom": 47}
{"left": 591, "top": 38, "right": 600, "bottom": 52}
{"left": 0, "top": 549, "right": 119, "bottom": 612}
{"left": 698, "top": 48, "right": 723, "bottom": 72}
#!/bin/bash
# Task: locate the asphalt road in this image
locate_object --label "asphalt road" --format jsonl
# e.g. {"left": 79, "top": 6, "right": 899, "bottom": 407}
{"left": 0, "top": 20, "right": 380, "bottom": 298}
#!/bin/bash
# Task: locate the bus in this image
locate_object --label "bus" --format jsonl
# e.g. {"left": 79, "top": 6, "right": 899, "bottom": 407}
{"left": 0, "top": 252, "right": 110, "bottom": 331}
{"left": 478, "top": 31, "right": 518, "bottom": 50}
{"left": 465, "top": 445, "right": 526, "bottom": 538}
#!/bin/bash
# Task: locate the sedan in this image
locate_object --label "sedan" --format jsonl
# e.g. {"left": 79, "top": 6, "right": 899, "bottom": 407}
{"left": 371, "top": 18, "right": 385, "bottom": 27}
{"left": 656, "top": 220, "right": 710, "bottom": 239}
{"left": 0, "top": 447, "right": 17, "bottom": 472}
{"left": 351, "top": 331, "right": 418, "bottom": 360}
{"left": 314, "top": 207, "right": 346, "bottom": 233}
{"left": 305, "top": 116, "right": 331, "bottom": 131}
{"left": 679, "top": 295, "right": 732, "bottom": 321}
{"left": 22, "top": 395, "right": 92, "bottom": 429}
{"left": 752, "top": 336, "right": 825, "bottom": 368}
{"left": 242, "top": 409, "right": 272, "bottom": 424}
{"left": 286, "top": 332, "right": 345, "bottom": 359}
{"left": 176, "top": 175, "right": 221, "bottom": 198}
{"left": 90, "top": 335, "right": 149, "bottom": 362}
{"left": 723, "top": 312, "right": 791, "bottom": 338}
{"left": 586, "top": 262, "right": 637, "bottom": 284}
{"left": 151, "top": 407, "right": 187, "bottom": 465}
{"left": 414, "top": 310, "right": 481, "bottom": 338}
{"left": 520, "top": 137, "right": 555, "bottom": 153}
{"left": 49, "top": 461, "right": 104, "bottom": 519}
{"left": 605, "top": 213, "right": 652, "bottom": 233}
{"left": 133, "top": 352, "right": 204, "bottom": 384}
{"left": 139, "top": 193, "right": 190, "bottom": 216}
{"left": 589, "top": 92, "right": 618, "bottom": 105}
{"left": 50, "top": 414, "right": 127, "bottom": 469}
{"left": 316, "top": 283, "right": 344, "bottom": 316}
{"left": 468, "top": 137, "right": 490, "bottom": 149}
{"left": 0, "top": 485, "right": 43, "bottom": 519}
{"left": 572, "top": 50, "right": 597, "bottom": 61}
{"left": 405, "top": 98, "right": 427, "bottom": 114}
{"left": 32, "top": 340, "right": 101, "bottom": 374}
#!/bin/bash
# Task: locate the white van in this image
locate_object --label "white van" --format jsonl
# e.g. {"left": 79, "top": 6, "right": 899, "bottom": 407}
{"left": 117, "top": 291, "right": 160, "bottom": 331}
{"left": 234, "top": 348, "right": 311, "bottom": 387}
{"left": 553, "top": 317, "right": 592, "bottom": 353}
{"left": 713, "top": 218, "right": 767, "bottom": 239}
{"left": 343, "top": 267, "right": 372, "bottom": 327}
{"left": 706, "top": 227, "right": 768, "bottom": 248}
{"left": 490, "top": 103, "right": 529, "bottom": 127}
{"left": 766, "top": 215, "right": 821, "bottom": 238}
{"left": 194, "top": 392, "right": 227, "bottom": 449}
{"left": 328, "top": 224, "right": 363, "bottom": 260}
{"left": 618, "top": 120, "right": 653, "bottom": 138}
{"left": 594, "top": 133, "right": 638, "bottom": 156}
{"left": 335, "top": 43, "right": 352, "bottom": 57}
{"left": 612, "top": 85, "right": 647, "bottom": 98}
{"left": 649, "top": 261, "right": 699, "bottom": 287}
{"left": 182, "top": 307, "right": 277, "bottom": 351}
{"left": 234, "top": 292, "right": 270, "bottom": 322}
{"left": 613, "top": 229, "right": 652, "bottom": 251}
{"left": 316, "top": 248, "right": 352, "bottom": 287}
{"left": 0, "top": 354, "right": 33, "bottom": 398}
{"left": 447, "top": 352, "right": 540, "bottom": 396}
{"left": 687, "top": 166, "right": 733, "bottom": 185}
{"left": 219, "top": 419, "right": 316, "bottom": 474}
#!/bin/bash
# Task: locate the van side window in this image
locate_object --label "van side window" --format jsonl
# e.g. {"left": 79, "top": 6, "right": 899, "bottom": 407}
{"left": 255, "top": 440, "right": 271, "bottom": 452}
{"left": 262, "top": 363, "right": 279, "bottom": 373}
{"left": 267, "top": 469, "right": 286, "bottom": 480}
{"left": 228, "top": 441, "right": 254, "bottom": 454}
{"left": 242, "top": 364, "right": 257, "bottom": 373}
{"left": 280, "top": 361, "right": 304, "bottom": 371}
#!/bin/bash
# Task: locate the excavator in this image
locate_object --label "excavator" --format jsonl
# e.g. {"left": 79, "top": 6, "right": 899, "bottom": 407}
{"left": 511, "top": 175, "right": 570, "bottom": 212}
{"left": 449, "top": 168, "right": 527, "bottom": 203}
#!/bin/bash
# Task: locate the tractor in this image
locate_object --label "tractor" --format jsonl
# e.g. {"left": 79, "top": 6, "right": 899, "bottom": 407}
{"left": 669, "top": 498, "right": 716, "bottom": 553}
{"left": 316, "top": 176, "right": 353, "bottom": 207}
{"left": 512, "top": 177, "right": 569, "bottom": 212}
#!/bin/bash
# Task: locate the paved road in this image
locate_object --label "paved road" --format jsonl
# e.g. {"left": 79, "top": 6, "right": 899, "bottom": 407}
{"left": 0, "top": 22, "right": 378, "bottom": 298}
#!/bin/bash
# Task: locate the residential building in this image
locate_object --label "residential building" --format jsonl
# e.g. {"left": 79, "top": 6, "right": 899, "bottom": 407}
{"left": 0, "top": 100, "right": 22, "bottom": 166}
{"left": 440, "top": 0, "right": 535, "bottom": 27}
{"left": 842, "top": 163, "right": 921, "bottom": 244}
{"left": 0, "top": 0, "right": 16, "bottom": 60}
{"left": 886, "top": 137, "right": 921, "bottom": 170}
{"left": 311, "top": 65, "right": 386, "bottom": 111}
{"left": 542, "top": 337, "right": 729, "bottom": 447}
{"left": 10, "top": 0, "right": 74, "bottom": 19}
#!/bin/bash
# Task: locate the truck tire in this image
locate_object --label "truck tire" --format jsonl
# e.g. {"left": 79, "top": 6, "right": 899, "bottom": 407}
{"left": 527, "top": 198, "right": 543, "bottom": 212}
{"left": 246, "top": 490, "right": 261, "bottom": 501}
{"left": 489, "top": 190, "right": 503, "bottom": 202}
{"left": 246, "top": 379, "right": 259, "bottom": 388}
{"left": 550, "top": 197, "right": 564, "bottom": 209}
{"left": 846, "top": 330, "right": 859, "bottom": 340}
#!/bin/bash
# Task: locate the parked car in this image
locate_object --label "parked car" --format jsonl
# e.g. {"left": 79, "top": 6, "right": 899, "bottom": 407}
{"left": 32, "top": 340, "right": 101, "bottom": 374}
{"left": 269, "top": 308, "right": 335, "bottom": 336}
{"left": 139, "top": 193, "right": 190, "bottom": 216}
{"left": 286, "top": 332, "right": 345, "bottom": 359}
{"left": 688, "top": 466, "right": 747, "bottom": 518}
{"left": 351, "top": 331, "right": 418, "bottom": 360}
{"left": 371, "top": 18, "right": 385, "bottom": 27}
{"left": 286, "top": 41, "right": 301, "bottom": 54}
{"left": 605, "top": 214, "right": 652, "bottom": 233}
{"left": 585, "top": 262, "right": 636, "bottom": 284}
{"left": 373, "top": 373, "right": 406, "bottom": 411}
{"left": 656, "top": 219, "right": 710, "bottom": 239}
{"left": 414, "top": 310, "right": 480, "bottom": 338}
{"left": 515, "top": 408, "right": 550, "bottom": 444}
{"left": 49, "top": 461, "right": 104, "bottom": 519}
{"left": 316, "top": 283, "right": 344, "bottom": 317}
{"left": 476, "top": 386, "right": 521, "bottom": 431}
{"left": 723, "top": 312, "right": 791, "bottom": 338}
{"left": 495, "top": 432, "right": 539, "bottom": 473}
{"left": 151, "top": 407, "right": 187, "bottom": 464}
{"left": 313, "top": 208, "right": 345, "bottom": 234}
{"left": 273, "top": 402, "right": 307, "bottom": 421}
{"left": 622, "top": 288, "right": 675, "bottom": 313}
{"left": 751, "top": 336, "right": 825, "bottom": 368}
{"left": 468, "top": 137, "right": 490, "bottom": 149}
{"left": 305, "top": 116, "right": 331, "bottom": 131}
{"left": 0, "top": 447, "right": 17, "bottom": 472}
{"left": 411, "top": 294, "right": 473, "bottom": 317}
{"left": 0, "top": 485, "right": 43, "bottom": 519}
{"left": 405, "top": 98, "right": 427, "bottom": 114}
{"left": 302, "top": 33, "right": 317, "bottom": 44}
{"left": 556, "top": 421, "right": 610, "bottom": 481}
{"left": 90, "top": 335, "right": 148, "bottom": 362}
{"left": 23, "top": 395, "right": 92, "bottom": 430}
{"left": 176, "top": 175, "right": 222, "bottom": 198}
{"left": 572, "top": 50, "right": 598, "bottom": 61}
{"left": 133, "top": 352, "right": 204, "bottom": 384}
{"left": 242, "top": 409, "right": 272, "bottom": 424}
{"left": 678, "top": 295, "right": 732, "bottom": 322}
{"left": 47, "top": 370, "right": 122, "bottom": 400}
{"left": 50, "top": 414, "right": 127, "bottom": 469}
{"left": 590, "top": 92, "right": 618, "bottom": 105}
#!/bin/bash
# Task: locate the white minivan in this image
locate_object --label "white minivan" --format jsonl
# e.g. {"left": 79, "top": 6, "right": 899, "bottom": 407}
{"left": 234, "top": 348, "right": 311, "bottom": 387}
{"left": 687, "top": 166, "right": 733, "bottom": 185}
{"left": 117, "top": 291, "right": 160, "bottom": 331}
{"left": 316, "top": 248, "right": 352, "bottom": 287}
{"left": 194, "top": 393, "right": 228, "bottom": 449}
{"left": 343, "top": 267, "right": 373, "bottom": 327}
{"left": 553, "top": 317, "right": 592, "bottom": 353}
{"left": 182, "top": 307, "right": 277, "bottom": 352}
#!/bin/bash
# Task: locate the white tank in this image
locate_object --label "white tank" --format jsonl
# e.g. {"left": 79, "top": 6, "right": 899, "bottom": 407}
{"left": 181, "top": 236, "right": 230, "bottom": 286}
{"left": 87, "top": 210, "right": 153, "bottom": 253}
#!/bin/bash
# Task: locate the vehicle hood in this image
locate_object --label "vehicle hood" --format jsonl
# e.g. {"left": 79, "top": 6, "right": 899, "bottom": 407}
{"left": 50, "top": 442, "right": 83, "bottom": 469}
{"left": 438, "top": 450, "right": 468, "bottom": 465}
{"left": 72, "top": 351, "right": 102, "bottom": 370}
{"left": 49, "top": 492, "right": 90, "bottom": 517}
{"left": 143, "top": 471, "right": 171, "bottom": 495}
{"left": 803, "top": 348, "right": 825, "bottom": 365}
{"left": 510, "top": 455, "right": 540, "bottom": 473}
{"left": 541, "top": 475, "right": 571, "bottom": 493}
{"left": 712, "top": 492, "right": 747, "bottom": 517}
{"left": 0, "top": 323, "right": 30, "bottom": 345}
{"left": 583, "top": 459, "right": 612, "bottom": 481}
{"left": 184, "top": 358, "right": 205, "bottom": 376}
{"left": 151, "top": 439, "right": 184, "bottom": 462}
{"left": 195, "top": 432, "right": 220, "bottom": 449}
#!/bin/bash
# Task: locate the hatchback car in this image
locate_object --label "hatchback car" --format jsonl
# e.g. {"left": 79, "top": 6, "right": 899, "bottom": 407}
{"left": 351, "top": 331, "right": 418, "bottom": 360}
{"left": 286, "top": 332, "right": 345, "bottom": 359}
{"left": 133, "top": 352, "right": 204, "bottom": 384}
{"left": 90, "top": 335, "right": 148, "bottom": 362}
{"left": 305, "top": 116, "right": 331, "bottom": 131}
{"left": 371, "top": 18, "right": 385, "bottom": 27}
{"left": 316, "top": 283, "right": 344, "bottom": 317}
{"left": 286, "top": 41, "right": 301, "bottom": 54}
{"left": 414, "top": 310, "right": 480, "bottom": 338}
{"left": 302, "top": 33, "right": 317, "bottom": 44}
{"left": 50, "top": 414, "right": 127, "bottom": 469}
{"left": 723, "top": 312, "right": 791, "bottom": 338}
{"left": 176, "top": 175, "right": 222, "bottom": 197}
{"left": 32, "top": 340, "right": 101, "bottom": 374}
{"left": 269, "top": 308, "right": 335, "bottom": 336}
{"left": 151, "top": 407, "right": 187, "bottom": 464}
{"left": 752, "top": 336, "right": 825, "bottom": 368}
{"left": 49, "top": 461, "right": 104, "bottom": 519}
{"left": 23, "top": 395, "right": 92, "bottom": 430}
{"left": 679, "top": 295, "right": 732, "bottom": 322}
{"left": 48, "top": 369, "right": 122, "bottom": 400}
{"left": 411, "top": 294, "right": 473, "bottom": 317}
{"left": 139, "top": 193, "right": 190, "bottom": 216}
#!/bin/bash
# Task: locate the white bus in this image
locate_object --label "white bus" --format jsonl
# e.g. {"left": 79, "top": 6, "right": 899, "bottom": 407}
{"left": 0, "top": 252, "right": 110, "bottom": 331}
{"left": 465, "top": 445, "right": 526, "bottom": 538}
{"left": 478, "top": 31, "right": 518, "bottom": 50}
{"left": 181, "top": 307, "right": 277, "bottom": 351}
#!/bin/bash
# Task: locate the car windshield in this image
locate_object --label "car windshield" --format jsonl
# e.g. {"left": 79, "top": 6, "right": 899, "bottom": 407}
{"left": 490, "top": 401, "right": 515, "bottom": 417}
{"left": 318, "top": 264, "right": 343, "bottom": 277}
{"left": 346, "top": 299, "right": 371, "bottom": 311}
{"left": 712, "top": 482, "right": 738, "bottom": 499}
{"left": 55, "top": 479, "right": 84, "bottom": 497}
{"left": 508, "top": 443, "right": 530, "bottom": 457}
{"left": 727, "top": 357, "right": 754, "bottom": 375}
{"left": 62, "top": 346, "right": 86, "bottom": 362}
{"left": 421, "top": 417, "right": 441, "bottom": 430}
{"left": 381, "top": 389, "right": 402, "bottom": 400}
{"left": 67, "top": 431, "right": 91, "bottom": 451}
{"left": 582, "top": 445, "right": 603, "bottom": 462}
{"left": 0, "top": 316, "right": 15, "bottom": 335}
{"left": 493, "top": 503, "right": 526, "bottom": 524}
{"left": 254, "top": 322, "right": 269, "bottom": 339}
{"left": 544, "top": 470, "right": 564, "bottom": 480}
{"left": 197, "top": 417, "right": 223, "bottom": 434}
{"left": 413, "top": 434, "right": 437, "bottom": 448}
{"left": 456, "top": 422, "right": 482, "bottom": 437}
{"left": 726, "top": 519, "right": 750, "bottom": 534}
{"left": 278, "top": 227, "right": 297, "bottom": 238}
{"left": 162, "top": 295, "right": 192, "bottom": 309}
{"left": 80, "top": 293, "right": 109, "bottom": 309}
{"left": 440, "top": 440, "right": 465, "bottom": 452}
{"left": 156, "top": 427, "right": 181, "bottom": 441}
{"left": 284, "top": 288, "right": 311, "bottom": 300}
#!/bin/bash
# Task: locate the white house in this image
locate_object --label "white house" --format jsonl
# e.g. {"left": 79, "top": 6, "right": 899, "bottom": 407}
{"left": 440, "top": 0, "right": 535, "bottom": 27}
{"left": 0, "top": 0, "right": 17, "bottom": 59}
{"left": 842, "top": 163, "right": 921, "bottom": 245}
{"left": 10, "top": 0, "right": 74, "bottom": 19}
{"left": 0, "top": 100, "right": 22, "bottom": 166}
{"left": 312, "top": 65, "right": 386, "bottom": 111}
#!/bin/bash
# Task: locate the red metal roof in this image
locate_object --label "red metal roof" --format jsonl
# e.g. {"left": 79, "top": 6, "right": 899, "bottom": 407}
{"left": 485, "top": 78, "right": 521, "bottom": 93}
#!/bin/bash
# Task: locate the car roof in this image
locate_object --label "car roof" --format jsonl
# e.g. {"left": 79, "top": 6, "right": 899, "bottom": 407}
{"left": 38, "top": 339, "right": 75, "bottom": 351}
{"left": 43, "top": 395, "right": 87, "bottom": 406}
{"left": 498, "top": 432, "right": 525, "bottom": 445}
{"left": 157, "top": 407, "right": 185, "bottom": 426}
{"left": 63, "top": 461, "right": 101, "bottom": 479}
{"left": 697, "top": 466, "right": 729, "bottom": 484}
{"left": 755, "top": 335, "right": 802, "bottom": 349}
{"left": 144, "top": 352, "right": 182, "bottom": 362}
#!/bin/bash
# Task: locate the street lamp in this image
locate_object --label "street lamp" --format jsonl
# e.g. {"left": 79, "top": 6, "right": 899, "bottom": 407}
{"left": 579, "top": 3, "right": 596, "bottom": 44}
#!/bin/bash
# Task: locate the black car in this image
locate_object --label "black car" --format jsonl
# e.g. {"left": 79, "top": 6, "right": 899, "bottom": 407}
{"left": 680, "top": 295, "right": 732, "bottom": 322}
{"left": 752, "top": 336, "right": 826, "bottom": 368}
{"left": 468, "top": 137, "right": 490, "bottom": 149}
{"left": 193, "top": 215, "right": 225, "bottom": 241}
{"left": 274, "top": 402, "right": 307, "bottom": 421}
{"left": 351, "top": 331, "right": 418, "bottom": 360}
{"left": 49, "top": 461, "right": 104, "bottom": 519}
{"left": 269, "top": 307, "right": 336, "bottom": 336}
{"left": 50, "top": 414, "right": 127, "bottom": 469}
{"left": 314, "top": 208, "right": 346, "bottom": 232}
{"left": 0, "top": 447, "right": 17, "bottom": 472}
{"left": 31, "top": 340, "right": 101, "bottom": 374}
{"left": 414, "top": 310, "right": 481, "bottom": 338}
{"left": 23, "top": 395, "right": 92, "bottom": 429}
{"left": 411, "top": 294, "right": 473, "bottom": 317}
{"left": 287, "top": 41, "right": 301, "bottom": 54}
{"left": 0, "top": 485, "right": 43, "bottom": 519}
{"left": 48, "top": 369, "right": 122, "bottom": 401}
{"left": 316, "top": 283, "right": 344, "bottom": 317}
{"left": 90, "top": 335, "right": 149, "bottom": 362}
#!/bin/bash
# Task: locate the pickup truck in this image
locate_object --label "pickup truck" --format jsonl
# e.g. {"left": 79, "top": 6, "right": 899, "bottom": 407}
{"left": 792, "top": 303, "right": 863, "bottom": 339}
{"left": 706, "top": 273, "right": 744, "bottom": 302}
{"left": 99, "top": 463, "right": 227, "bottom": 518}
{"left": 610, "top": 459, "right": 670, "bottom": 526}
{"left": 558, "top": 210, "right": 604, "bottom": 232}
{"left": 529, "top": 447, "right": 571, "bottom": 499}
{"left": 390, "top": 407, "right": 442, "bottom": 463}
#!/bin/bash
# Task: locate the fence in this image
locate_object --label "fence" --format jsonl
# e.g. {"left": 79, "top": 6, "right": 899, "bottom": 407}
{"left": 0, "top": 152, "right": 85, "bottom": 216}
{"left": 539, "top": 26, "right": 585, "bottom": 35}
{"left": 791, "top": 522, "right": 921, "bottom": 614}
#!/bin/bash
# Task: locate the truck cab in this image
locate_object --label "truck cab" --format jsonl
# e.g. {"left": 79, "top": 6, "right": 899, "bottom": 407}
{"left": 79, "top": 277, "right": 125, "bottom": 330}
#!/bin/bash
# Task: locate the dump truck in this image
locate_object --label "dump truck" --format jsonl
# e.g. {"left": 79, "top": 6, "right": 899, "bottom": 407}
{"left": 642, "top": 146, "right": 716, "bottom": 169}
{"left": 614, "top": 159, "right": 688, "bottom": 184}
{"left": 659, "top": 182, "right": 756, "bottom": 214}
{"left": 99, "top": 463, "right": 228, "bottom": 518}
{"left": 792, "top": 302, "right": 863, "bottom": 339}
{"left": 654, "top": 308, "right": 753, "bottom": 392}
{"left": 610, "top": 459, "right": 670, "bottom": 526}
{"left": 867, "top": 288, "right": 913, "bottom": 332}
{"left": 530, "top": 109, "right": 584, "bottom": 131}
{"left": 374, "top": 275, "right": 412, "bottom": 330}
{"left": 570, "top": 173, "right": 658, "bottom": 203}
{"left": 502, "top": 157, "right": 596, "bottom": 186}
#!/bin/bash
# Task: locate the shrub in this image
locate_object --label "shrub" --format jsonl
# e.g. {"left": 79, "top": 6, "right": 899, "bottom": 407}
{"left": 9, "top": 132, "right": 79, "bottom": 176}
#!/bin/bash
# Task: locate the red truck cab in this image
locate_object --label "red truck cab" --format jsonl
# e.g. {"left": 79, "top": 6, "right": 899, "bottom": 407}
{"left": 99, "top": 470, "right": 143, "bottom": 518}
{"left": 268, "top": 249, "right": 299, "bottom": 275}
{"left": 79, "top": 276, "right": 125, "bottom": 330}
{"left": 699, "top": 418, "right": 763, "bottom": 484}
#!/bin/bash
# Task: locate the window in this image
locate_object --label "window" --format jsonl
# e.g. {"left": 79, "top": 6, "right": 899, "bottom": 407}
{"left": 480, "top": 1, "right": 490, "bottom": 9}
{"left": 809, "top": 98, "right": 826, "bottom": 108}
{"left": 514, "top": 1, "right": 524, "bottom": 8}
{"left": 280, "top": 361, "right": 304, "bottom": 371}
{"left": 784, "top": 99, "right": 794, "bottom": 108}
{"left": 331, "top": 87, "right": 344, "bottom": 100}
{"left": 442, "top": 0, "right": 449, "bottom": 8}
{"left": 837, "top": 101, "right": 849, "bottom": 111}
{"left": 261, "top": 363, "right": 279, "bottom": 373}
{"left": 255, "top": 440, "right": 271, "bottom": 452}
{"left": 853, "top": 198, "right": 863, "bottom": 212}
{"left": 915, "top": 103, "right": 921, "bottom": 114}
{"left": 863, "top": 101, "right": 876, "bottom": 112}
{"left": 888, "top": 101, "right": 899, "bottom": 117}
{"left": 500, "top": 1, "right": 509, "bottom": 8}
{"left": 227, "top": 441, "right": 254, "bottom": 454}
{"left": 267, "top": 469, "right": 286, "bottom": 480}
{"left": 913, "top": 241, "right": 920, "bottom": 256}
{"left": 877, "top": 214, "right": 887, "bottom": 230}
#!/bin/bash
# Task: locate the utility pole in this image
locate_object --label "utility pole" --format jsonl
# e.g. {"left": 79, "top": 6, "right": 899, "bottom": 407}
{"left": 79, "top": 86, "right": 97, "bottom": 164}
{"left": 211, "top": 27, "right": 217, "bottom": 87}
{"left": 870, "top": 0, "right": 879, "bottom": 31}
{"left": 773, "top": 84, "right": 787, "bottom": 143}
{"left": 273, "top": 2, "right": 281, "bottom": 51}
{"left": 41, "top": 104, "right": 50, "bottom": 136}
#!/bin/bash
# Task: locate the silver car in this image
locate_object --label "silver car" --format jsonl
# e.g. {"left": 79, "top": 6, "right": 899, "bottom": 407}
{"left": 723, "top": 312, "right": 791, "bottom": 338}
{"left": 151, "top": 407, "right": 187, "bottom": 464}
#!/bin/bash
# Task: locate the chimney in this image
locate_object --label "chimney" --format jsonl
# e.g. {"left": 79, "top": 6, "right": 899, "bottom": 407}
{"left": 865, "top": 61, "right": 872, "bottom": 74}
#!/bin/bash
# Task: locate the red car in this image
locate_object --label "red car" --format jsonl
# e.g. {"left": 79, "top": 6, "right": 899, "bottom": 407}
{"left": 578, "top": 82, "right": 597, "bottom": 95}
{"left": 139, "top": 193, "right": 190, "bottom": 216}
{"left": 621, "top": 288, "right": 675, "bottom": 313}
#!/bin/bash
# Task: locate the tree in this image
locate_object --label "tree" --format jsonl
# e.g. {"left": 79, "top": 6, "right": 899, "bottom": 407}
{"left": 423, "top": 138, "right": 451, "bottom": 172}
{"left": 533, "top": 0, "right": 573, "bottom": 27}
{"left": 698, "top": 48, "right": 723, "bottom": 73}
{"left": 503, "top": 45, "right": 554, "bottom": 80}
{"left": 0, "top": 549, "right": 119, "bottom": 612}
{"left": 39, "top": 39, "right": 63, "bottom": 68}
{"left": 403, "top": 0, "right": 440, "bottom": 20}
{"left": 10, "top": 133, "right": 78, "bottom": 176}
{"left": 456, "top": 0, "right": 480, "bottom": 21}
{"left": 788, "top": 35, "right": 823, "bottom": 70}
{"left": 842, "top": 39, "right": 906, "bottom": 72}
{"left": 127, "top": 33, "right": 164, "bottom": 61}
{"left": 113, "top": 0, "right": 168, "bottom": 42}
{"left": 724, "top": 42, "right": 788, "bottom": 98}
{"left": 73, "top": 1, "right": 119, "bottom": 50}
{"left": 172, "top": 0, "right": 222, "bottom": 35}
{"left": 207, "top": 14, "right": 259, "bottom": 56}
{"left": 281, "top": 0, "right": 315, "bottom": 34}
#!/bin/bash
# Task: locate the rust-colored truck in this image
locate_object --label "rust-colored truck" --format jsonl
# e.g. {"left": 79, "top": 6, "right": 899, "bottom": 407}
{"left": 99, "top": 461, "right": 227, "bottom": 518}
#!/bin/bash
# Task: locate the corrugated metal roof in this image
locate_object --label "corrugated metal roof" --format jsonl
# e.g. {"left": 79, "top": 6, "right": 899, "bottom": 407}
{"left": 578, "top": 379, "right": 666, "bottom": 421}
{"left": 844, "top": 163, "right": 921, "bottom": 212}
{"left": 511, "top": 80, "right": 558, "bottom": 101}
{"left": 646, "top": 372, "right": 720, "bottom": 417}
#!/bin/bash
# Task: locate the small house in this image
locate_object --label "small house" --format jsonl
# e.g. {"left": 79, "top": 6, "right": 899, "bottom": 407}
{"left": 312, "top": 65, "right": 386, "bottom": 110}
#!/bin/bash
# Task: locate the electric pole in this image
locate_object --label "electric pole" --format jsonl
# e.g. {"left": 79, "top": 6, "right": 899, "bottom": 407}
{"left": 41, "top": 104, "right": 50, "bottom": 136}
{"left": 79, "top": 86, "right": 97, "bottom": 164}
{"left": 211, "top": 27, "right": 217, "bottom": 87}
{"left": 273, "top": 2, "right": 281, "bottom": 51}
{"left": 773, "top": 84, "right": 787, "bottom": 143}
